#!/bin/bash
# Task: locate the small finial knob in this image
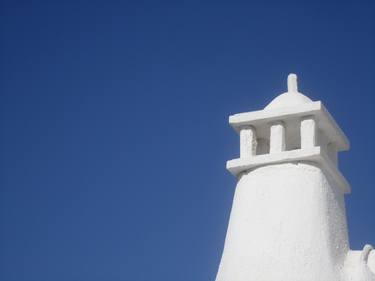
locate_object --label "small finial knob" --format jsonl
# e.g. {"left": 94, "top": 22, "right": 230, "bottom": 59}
{"left": 287, "top": 73, "right": 298, "bottom": 93}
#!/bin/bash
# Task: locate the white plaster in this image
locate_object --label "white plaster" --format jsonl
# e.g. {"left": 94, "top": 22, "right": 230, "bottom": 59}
{"left": 217, "top": 163, "right": 349, "bottom": 281}
{"left": 270, "top": 121, "right": 286, "bottom": 153}
{"left": 216, "top": 74, "right": 374, "bottom": 281}
{"left": 343, "top": 249, "right": 375, "bottom": 281}
{"left": 301, "top": 117, "right": 317, "bottom": 149}
{"left": 264, "top": 73, "right": 313, "bottom": 110}
{"left": 328, "top": 142, "right": 338, "bottom": 167}
{"left": 368, "top": 250, "right": 375, "bottom": 274}
{"left": 240, "top": 126, "right": 257, "bottom": 158}
{"left": 229, "top": 101, "right": 349, "bottom": 151}
{"left": 288, "top": 73, "right": 298, "bottom": 93}
{"left": 256, "top": 138, "right": 269, "bottom": 155}
{"left": 227, "top": 146, "right": 350, "bottom": 193}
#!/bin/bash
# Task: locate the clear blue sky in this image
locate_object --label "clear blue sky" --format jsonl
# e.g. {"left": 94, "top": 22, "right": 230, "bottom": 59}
{"left": 0, "top": 1, "right": 374, "bottom": 280}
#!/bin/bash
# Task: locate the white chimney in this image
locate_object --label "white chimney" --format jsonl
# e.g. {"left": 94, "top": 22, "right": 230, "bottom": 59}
{"left": 216, "top": 74, "right": 375, "bottom": 281}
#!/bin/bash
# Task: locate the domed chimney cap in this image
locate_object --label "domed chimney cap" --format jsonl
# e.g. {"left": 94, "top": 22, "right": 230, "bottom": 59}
{"left": 265, "top": 74, "right": 313, "bottom": 110}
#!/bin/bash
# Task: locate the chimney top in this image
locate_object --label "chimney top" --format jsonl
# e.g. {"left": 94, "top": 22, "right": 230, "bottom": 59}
{"left": 265, "top": 73, "right": 312, "bottom": 110}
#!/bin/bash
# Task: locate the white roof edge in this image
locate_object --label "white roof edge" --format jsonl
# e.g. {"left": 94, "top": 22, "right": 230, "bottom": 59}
{"left": 228, "top": 101, "right": 349, "bottom": 151}
{"left": 319, "top": 104, "right": 350, "bottom": 151}
{"left": 229, "top": 101, "right": 322, "bottom": 126}
{"left": 226, "top": 146, "right": 351, "bottom": 194}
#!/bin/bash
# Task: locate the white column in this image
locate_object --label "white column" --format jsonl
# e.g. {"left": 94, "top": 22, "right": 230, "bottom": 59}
{"left": 240, "top": 126, "right": 257, "bottom": 158}
{"left": 270, "top": 121, "right": 286, "bottom": 153}
{"left": 327, "top": 143, "right": 338, "bottom": 166}
{"left": 301, "top": 117, "right": 316, "bottom": 149}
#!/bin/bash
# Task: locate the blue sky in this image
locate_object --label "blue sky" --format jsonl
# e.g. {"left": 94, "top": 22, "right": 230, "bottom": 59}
{"left": 0, "top": 0, "right": 374, "bottom": 280}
